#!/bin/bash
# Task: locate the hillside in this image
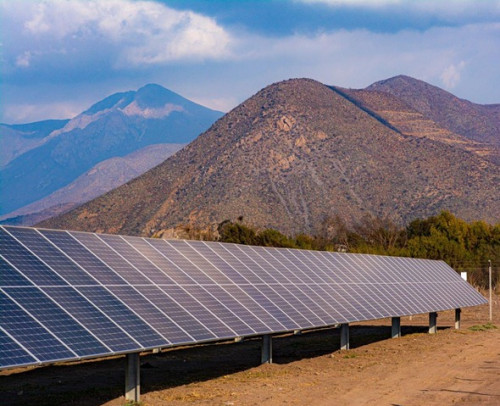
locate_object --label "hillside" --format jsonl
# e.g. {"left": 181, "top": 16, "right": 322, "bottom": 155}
{"left": 0, "top": 84, "right": 223, "bottom": 217}
{"left": 366, "top": 75, "right": 500, "bottom": 148}
{"left": 0, "top": 143, "right": 184, "bottom": 225}
{"left": 41, "top": 78, "right": 499, "bottom": 236}
{"left": 336, "top": 85, "right": 499, "bottom": 164}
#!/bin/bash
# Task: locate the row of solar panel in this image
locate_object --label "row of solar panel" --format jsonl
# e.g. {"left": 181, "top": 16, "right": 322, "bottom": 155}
{"left": 0, "top": 226, "right": 486, "bottom": 369}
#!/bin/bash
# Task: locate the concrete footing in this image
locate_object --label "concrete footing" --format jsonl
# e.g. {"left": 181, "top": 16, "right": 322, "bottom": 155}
{"left": 429, "top": 312, "right": 438, "bottom": 334}
{"left": 455, "top": 308, "right": 461, "bottom": 329}
{"left": 391, "top": 317, "right": 401, "bottom": 338}
{"left": 340, "top": 323, "right": 349, "bottom": 350}
{"left": 261, "top": 334, "right": 272, "bottom": 364}
{"left": 125, "top": 353, "right": 140, "bottom": 403}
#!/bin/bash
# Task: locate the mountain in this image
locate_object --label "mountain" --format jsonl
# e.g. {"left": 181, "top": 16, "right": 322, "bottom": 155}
{"left": 41, "top": 77, "right": 500, "bottom": 236}
{"left": 0, "top": 84, "right": 223, "bottom": 217}
{"left": 366, "top": 75, "right": 500, "bottom": 148}
{"left": 0, "top": 119, "right": 69, "bottom": 167}
{"left": 334, "top": 84, "right": 499, "bottom": 164}
{"left": 0, "top": 143, "right": 184, "bottom": 225}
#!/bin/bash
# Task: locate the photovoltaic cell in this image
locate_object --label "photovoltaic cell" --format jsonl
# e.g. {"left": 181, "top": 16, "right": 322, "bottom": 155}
{"left": 106, "top": 285, "right": 193, "bottom": 345}
{"left": 158, "top": 285, "right": 235, "bottom": 338}
{"left": 0, "top": 225, "right": 487, "bottom": 370}
{"left": 75, "top": 286, "right": 166, "bottom": 349}
{"left": 0, "top": 256, "right": 32, "bottom": 287}
{"left": 41, "top": 286, "right": 138, "bottom": 353}
{"left": 69, "top": 232, "right": 152, "bottom": 285}
{"left": 0, "top": 229, "right": 66, "bottom": 286}
{"left": 4, "top": 287, "right": 109, "bottom": 357}
{"left": 0, "top": 329, "right": 37, "bottom": 368}
{"left": 99, "top": 235, "right": 176, "bottom": 285}
{"left": 40, "top": 230, "right": 126, "bottom": 286}
{"left": 6, "top": 227, "right": 97, "bottom": 286}
{"left": 0, "top": 290, "right": 75, "bottom": 362}
{"left": 135, "top": 286, "right": 215, "bottom": 341}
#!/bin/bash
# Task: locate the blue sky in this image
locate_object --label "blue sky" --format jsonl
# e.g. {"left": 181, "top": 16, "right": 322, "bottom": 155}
{"left": 2, "top": 0, "right": 500, "bottom": 123}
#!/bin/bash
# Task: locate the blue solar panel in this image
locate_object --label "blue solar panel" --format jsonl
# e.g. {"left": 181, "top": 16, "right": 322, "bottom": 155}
{"left": 75, "top": 286, "right": 166, "bottom": 349}
{"left": 0, "top": 291, "right": 75, "bottom": 362}
{"left": 40, "top": 230, "right": 126, "bottom": 286}
{"left": 0, "top": 329, "right": 37, "bottom": 368}
{"left": 135, "top": 286, "right": 216, "bottom": 341}
{"left": 0, "top": 256, "right": 32, "bottom": 287}
{"left": 42, "top": 286, "right": 138, "bottom": 353}
{"left": 106, "top": 285, "right": 193, "bottom": 345}
{"left": 4, "top": 287, "right": 109, "bottom": 357}
{"left": 0, "top": 228, "right": 67, "bottom": 286}
{"left": 99, "top": 235, "right": 176, "bottom": 285}
{"left": 69, "top": 232, "right": 152, "bottom": 285}
{"left": 0, "top": 225, "right": 487, "bottom": 371}
{"left": 158, "top": 285, "right": 235, "bottom": 338}
{"left": 7, "top": 227, "right": 97, "bottom": 286}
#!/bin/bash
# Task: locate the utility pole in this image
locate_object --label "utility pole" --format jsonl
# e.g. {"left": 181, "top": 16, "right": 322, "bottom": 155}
{"left": 489, "top": 260, "right": 492, "bottom": 321}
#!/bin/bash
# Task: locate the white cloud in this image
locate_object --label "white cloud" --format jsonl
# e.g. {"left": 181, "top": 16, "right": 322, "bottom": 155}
{"left": 3, "top": 102, "right": 82, "bottom": 123}
{"left": 15, "top": 51, "right": 32, "bottom": 67}
{"left": 227, "top": 22, "right": 500, "bottom": 104}
{"left": 4, "top": 0, "right": 232, "bottom": 70}
{"left": 440, "top": 61, "right": 466, "bottom": 89}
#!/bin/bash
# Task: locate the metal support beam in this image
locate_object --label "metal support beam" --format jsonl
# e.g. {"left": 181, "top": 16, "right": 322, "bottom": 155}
{"left": 261, "top": 334, "right": 272, "bottom": 364}
{"left": 455, "top": 308, "right": 461, "bottom": 329}
{"left": 391, "top": 317, "right": 401, "bottom": 338}
{"left": 125, "top": 353, "right": 140, "bottom": 403}
{"left": 429, "top": 312, "right": 438, "bottom": 334}
{"left": 340, "top": 323, "right": 349, "bottom": 350}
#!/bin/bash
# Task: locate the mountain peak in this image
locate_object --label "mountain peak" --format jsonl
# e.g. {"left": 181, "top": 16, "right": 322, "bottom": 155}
{"left": 366, "top": 75, "right": 500, "bottom": 147}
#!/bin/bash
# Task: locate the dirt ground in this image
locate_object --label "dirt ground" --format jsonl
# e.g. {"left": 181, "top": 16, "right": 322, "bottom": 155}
{"left": 1, "top": 296, "right": 499, "bottom": 406}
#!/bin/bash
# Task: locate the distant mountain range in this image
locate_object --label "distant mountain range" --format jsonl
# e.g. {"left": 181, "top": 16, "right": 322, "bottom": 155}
{"left": 0, "top": 84, "right": 224, "bottom": 224}
{"left": 41, "top": 76, "right": 500, "bottom": 236}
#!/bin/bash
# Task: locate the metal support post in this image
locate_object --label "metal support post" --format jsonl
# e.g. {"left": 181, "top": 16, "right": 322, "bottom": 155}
{"left": 125, "top": 353, "right": 140, "bottom": 403}
{"left": 489, "top": 260, "right": 493, "bottom": 321}
{"left": 429, "top": 312, "right": 438, "bottom": 334}
{"left": 261, "top": 334, "right": 272, "bottom": 364}
{"left": 391, "top": 317, "right": 401, "bottom": 338}
{"left": 455, "top": 308, "right": 461, "bottom": 329}
{"left": 340, "top": 323, "right": 349, "bottom": 350}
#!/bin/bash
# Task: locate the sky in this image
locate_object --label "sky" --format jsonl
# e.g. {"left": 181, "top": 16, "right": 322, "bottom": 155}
{"left": 1, "top": 0, "right": 500, "bottom": 124}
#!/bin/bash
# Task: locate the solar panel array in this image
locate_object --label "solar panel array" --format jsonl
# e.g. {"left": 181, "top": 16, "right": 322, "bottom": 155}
{"left": 0, "top": 225, "right": 486, "bottom": 369}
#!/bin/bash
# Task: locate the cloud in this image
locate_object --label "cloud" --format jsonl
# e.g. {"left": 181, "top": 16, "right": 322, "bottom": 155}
{"left": 440, "top": 61, "right": 466, "bottom": 89}
{"left": 299, "top": 0, "right": 401, "bottom": 7}
{"left": 2, "top": 0, "right": 232, "bottom": 81}
{"left": 225, "top": 21, "right": 500, "bottom": 104}
{"left": 3, "top": 102, "right": 83, "bottom": 123}
{"left": 15, "top": 51, "right": 32, "bottom": 68}
{"left": 1, "top": 0, "right": 499, "bottom": 124}
{"left": 298, "top": 0, "right": 500, "bottom": 15}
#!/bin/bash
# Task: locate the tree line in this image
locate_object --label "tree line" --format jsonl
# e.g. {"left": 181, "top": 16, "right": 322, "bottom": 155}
{"left": 217, "top": 211, "right": 499, "bottom": 289}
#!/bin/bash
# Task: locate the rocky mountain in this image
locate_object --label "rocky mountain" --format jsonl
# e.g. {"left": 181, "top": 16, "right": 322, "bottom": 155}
{"left": 0, "top": 84, "right": 223, "bottom": 218}
{"left": 0, "top": 143, "right": 184, "bottom": 225}
{"left": 366, "top": 75, "right": 500, "bottom": 148}
{"left": 41, "top": 77, "right": 500, "bottom": 236}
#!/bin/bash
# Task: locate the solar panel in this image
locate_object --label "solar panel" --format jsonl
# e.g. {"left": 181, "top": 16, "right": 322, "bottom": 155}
{"left": 0, "top": 225, "right": 487, "bottom": 370}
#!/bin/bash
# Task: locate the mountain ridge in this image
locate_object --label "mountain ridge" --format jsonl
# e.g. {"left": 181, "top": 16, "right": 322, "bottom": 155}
{"left": 40, "top": 77, "right": 499, "bottom": 236}
{"left": 0, "top": 84, "right": 223, "bottom": 217}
